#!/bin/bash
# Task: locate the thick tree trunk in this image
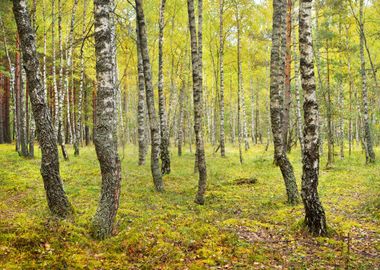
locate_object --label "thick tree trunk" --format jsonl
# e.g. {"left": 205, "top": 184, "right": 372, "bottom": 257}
{"left": 135, "top": 0, "right": 164, "bottom": 191}
{"left": 270, "top": 0, "right": 299, "bottom": 205}
{"left": 136, "top": 24, "right": 147, "bottom": 166}
{"left": 91, "top": 0, "right": 122, "bottom": 240}
{"left": 13, "top": 0, "right": 73, "bottom": 217}
{"left": 299, "top": 0, "right": 327, "bottom": 236}
{"left": 187, "top": 0, "right": 207, "bottom": 205}
{"left": 359, "top": 0, "right": 375, "bottom": 163}
{"left": 157, "top": 0, "right": 171, "bottom": 174}
{"left": 219, "top": 0, "right": 225, "bottom": 157}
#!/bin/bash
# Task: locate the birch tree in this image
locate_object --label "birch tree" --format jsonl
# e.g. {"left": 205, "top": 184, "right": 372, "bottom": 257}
{"left": 187, "top": 0, "right": 207, "bottom": 205}
{"left": 13, "top": 0, "right": 73, "bottom": 218}
{"left": 270, "top": 0, "right": 299, "bottom": 205}
{"left": 135, "top": 0, "right": 164, "bottom": 191}
{"left": 299, "top": 0, "right": 327, "bottom": 235}
{"left": 91, "top": 0, "right": 122, "bottom": 239}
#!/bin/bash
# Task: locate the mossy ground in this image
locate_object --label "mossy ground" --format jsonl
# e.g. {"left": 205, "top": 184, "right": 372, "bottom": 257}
{"left": 0, "top": 143, "right": 379, "bottom": 269}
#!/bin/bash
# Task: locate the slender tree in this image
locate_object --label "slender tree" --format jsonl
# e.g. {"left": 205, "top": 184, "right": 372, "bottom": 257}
{"left": 299, "top": 0, "right": 327, "bottom": 235}
{"left": 91, "top": 0, "right": 122, "bottom": 239}
{"left": 157, "top": 0, "right": 171, "bottom": 174}
{"left": 13, "top": 0, "right": 73, "bottom": 217}
{"left": 219, "top": 0, "right": 226, "bottom": 157}
{"left": 57, "top": 0, "right": 68, "bottom": 160}
{"left": 136, "top": 23, "right": 147, "bottom": 166}
{"left": 359, "top": 0, "right": 375, "bottom": 163}
{"left": 187, "top": 0, "right": 207, "bottom": 204}
{"left": 292, "top": 1, "right": 304, "bottom": 157}
{"left": 135, "top": 0, "right": 164, "bottom": 191}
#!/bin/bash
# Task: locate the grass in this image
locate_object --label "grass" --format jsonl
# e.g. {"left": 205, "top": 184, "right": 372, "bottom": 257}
{"left": 0, "top": 142, "right": 379, "bottom": 269}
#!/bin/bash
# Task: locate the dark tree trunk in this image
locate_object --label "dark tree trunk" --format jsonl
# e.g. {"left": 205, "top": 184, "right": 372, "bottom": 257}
{"left": 299, "top": 0, "right": 327, "bottom": 236}
{"left": 135, "top": 0, "right": 164, "bottom": 191}
{"left": 13, "top": 0, "right": 73, "bottom": 218}
{"left": 187, "top": 0, "right": 207, "bottom": 205}
{"left": 91, "top": 0, "right": 122, "bottom": 240}
{"left": 270, "top": 0, "right": 299, "bottom": 205}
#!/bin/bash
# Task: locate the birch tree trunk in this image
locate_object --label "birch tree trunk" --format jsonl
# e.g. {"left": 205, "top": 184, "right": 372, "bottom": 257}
{"left": 270, "top": 0, "right": 299, "bottom": 205}
{"left": 20, "top": 64, "right": 29, "bottom": 157}
{"left": 13, "top": 0, "right": 73, "bottom": 218}
{"left": 177, "top": 82, "right": 185, "bottom": 156}
{"left": 292, "top": 2, "right": 304, "bottom": 157}
{"left": 325, "top": 40, "right": 334, "bottom": 168}
{"left": 62, "top": 0, "right": 79, "bottom": 156}
{"left": 359, "top": 0, "right": 375, "bottom": 163}
{"left": 52, "top": 0, "right": 59, "bottom": 138}
{"left": 283, "top": 0, "right": 292, "bottom": 153}
{"left": 135, "top": 0, "right": 164, "bottom": 191}
{"left": 250, "top": 79, "right": 256, "bottom": 144}
{"left": 136, "top": 23, "right": 147, "bottom": 166}
{"left": 299, "top": 0, "right": 327, "bottom": 236}
{"left": 75, "top": 0, "right": 87, "bottom": 155}
{"left": 187, "top": 0, "right": 207, "bottom": 205}
{"left": 157, "top": 0, "right": 171, "bottom": 174}
{"left": 57, "top": 0, "right": 68, "bottom": 160}
{"left": 219, "top": 0, "right": 225, "bottom": 157}
{"left": 91, "top": 0, "right": 122, "bottom": 240}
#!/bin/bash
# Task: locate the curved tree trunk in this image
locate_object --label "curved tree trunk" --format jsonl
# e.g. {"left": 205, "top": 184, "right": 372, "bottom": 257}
{"left": 13, "top": 0, "right": 73, "bottom": 218}
{"left": 299, "top": 0, "right": 327, "bottom": 236}
{"left": 91, "top": 0, "right": 122, "bottom": 240}
{"left": 136, "top": 0, "right": 164, "bottom": 191}
{"left": 270, "top": 0, "right": 299, "bottom": 205}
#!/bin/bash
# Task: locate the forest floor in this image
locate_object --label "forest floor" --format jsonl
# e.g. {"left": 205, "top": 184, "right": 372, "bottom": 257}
{"left": 0, "top": 143, "right": 379, "bottom": 269}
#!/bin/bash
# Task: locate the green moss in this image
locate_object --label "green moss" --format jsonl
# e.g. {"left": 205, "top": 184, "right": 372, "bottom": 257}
{"left": 0, "top": 143, "right": 379, "bottom": 268}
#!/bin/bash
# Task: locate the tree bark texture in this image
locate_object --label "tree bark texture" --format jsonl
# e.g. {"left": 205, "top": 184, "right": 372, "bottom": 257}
{"left": 299, "top": 0, "right": 327, "bottom": 236}
{"left": 13, "top": 0, "right": 73, "bottom": 218}
{"left": 136, "top": 0, "right": 164, "bottom": 191}
{"left": 270, "top": 0, "right": 299, "bottom": 205}
{"left": 91, "top": 0, "right": 122, "bottom": 240}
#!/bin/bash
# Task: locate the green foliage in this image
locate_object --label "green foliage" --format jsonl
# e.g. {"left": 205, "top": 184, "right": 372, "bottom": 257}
{"left": 0, "top": 143, "right": 379, "bottom": 268}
